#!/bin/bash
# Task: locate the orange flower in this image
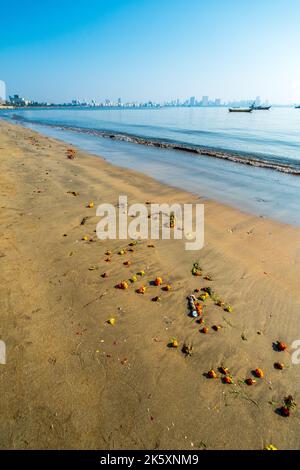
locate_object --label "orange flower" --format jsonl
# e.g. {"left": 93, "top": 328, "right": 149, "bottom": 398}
{"left": 201, "top": 327, "right": 209, "bottom": 334}
{"left": 223, "top": 376, "right": 233, "bottom": 384}
{"left": 254, "top": 368, "right": 264, "bottom": 378}
{"left": 207, "top": 369, "right": 217, "bottom": 379}
{"left": 136, "top": 286, "right": 146, "bottom": 294}
{"left": 116, "top": 281, "right": 128, "bottom": 290}
{"left": 277, "top": 341, "right": 287, "bottom": 351}
{"left": 154, "top": 277, "right": 163, "bottom": 286}
{"left": 196, "top": 304, "right": 203, "bottom": 315}
{"left": 245, "top": 378, "right": 256, "bottom": 385}
{"left": 170, "top": 338, "right": 179, "bottom": 348}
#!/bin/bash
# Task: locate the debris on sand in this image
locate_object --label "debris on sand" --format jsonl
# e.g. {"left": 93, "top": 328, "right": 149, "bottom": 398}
{"left": 253, "top": 368, "right": 264, "bottom": 378}
{"left": 67, "top": 191, "right": 79, "bottom": 196}
{"left": 207, "top": 369, "right": 217, "bottom": 379}
{"left": 169, "top": 213, "right": 175, "bottom": 228}
{"left": 80, "top": 216, "right": 89, "bottom": 225}
{"left": 169, "top": 338, "right": 179, "bottom": 348}
{"left": 279, "top": 395, "right": 296, "bottom": 417}
{"left": 162, "top": 284, "right": 171, "bottom": 292}
{"left": 187, "top": 295, "right": 198, "bottom": 317}
{"left": 182, "top": 343, "right": 193, "bottom": 356}
{"left": 66, "top": 148, "right": 76, "bottom": 159}
{"left": 136, "top": 286, "right": 146, "bottom": 294}
{"left": 224, "top": 305, "right": 233, "bottom": 313}
{"left": 274, "top": 362, "right": 284, "bottom": 370}
{"left": 222, "top": 376, "right": 233, "bottom": 384}
{"left": 245, "top": 378, "right": 256, "bottom": 386}
{"left": 219, "top": 366, "right": 229, "bottom": 375}
{"left": 154, "top": 277, "right": 163, "bottom": 286}
{"left": 116, "top": 281, "right": 129, "bottom": 290}
{"left": 191, "top": 262, "right": 202, "bottom": 277}
{"left": 276, "top": 341, "right": 287, "bottom": 351}
{"left": 88, "top": 265, "right": 98, "bottom": 271}
{"left": 212, "top": 325, "right": 221, "bottom": 331}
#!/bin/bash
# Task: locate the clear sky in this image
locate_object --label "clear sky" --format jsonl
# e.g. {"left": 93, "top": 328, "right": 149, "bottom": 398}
{"left": 1, "top": 0, "right": 300, "bottom": 104}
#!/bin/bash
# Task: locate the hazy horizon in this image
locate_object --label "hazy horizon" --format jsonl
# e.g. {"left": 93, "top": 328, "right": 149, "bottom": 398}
{"left": 1, "top": 0, "right": 300, "bottom": 104}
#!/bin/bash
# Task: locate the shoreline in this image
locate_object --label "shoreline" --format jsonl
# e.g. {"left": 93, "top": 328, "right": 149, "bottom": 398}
{"left": 1, "top": 120, "right": 300, "bottom": 450}
{"left": 7, "top": 113, "right": 300, "bottom": 175}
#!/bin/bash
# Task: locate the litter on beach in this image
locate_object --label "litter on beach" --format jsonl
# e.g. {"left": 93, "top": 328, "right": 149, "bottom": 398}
{"left": 116, "top": 281, "right": 129, "bottom": 290}
{"left": 136, "top": 286, "right": 146, "bottom": 294}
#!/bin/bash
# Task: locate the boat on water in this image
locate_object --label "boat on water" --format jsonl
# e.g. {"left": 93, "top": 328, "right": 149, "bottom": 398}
{"left": 252, "top": 105, "right": 271, "bottom": 110}
{"left": 229, "top": 101, "right": 272, "bottom": 112}
{"left": 228, "top": 106, "right": 253, "bottom": 113}
{"left": 229, "top": 101, "right": 255, "bottom": 113}
{"left": 295, "top": 105, "right": 300, "bottom": 109}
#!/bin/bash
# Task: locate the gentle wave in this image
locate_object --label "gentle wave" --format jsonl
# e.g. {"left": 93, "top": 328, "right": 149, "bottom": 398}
{"left": 11, "top": 114, "right": 300, "bottom": 175}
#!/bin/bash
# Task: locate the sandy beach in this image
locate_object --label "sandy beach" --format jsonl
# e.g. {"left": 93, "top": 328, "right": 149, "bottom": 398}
{"left": 1, "top": 119, "right": 300, "bottom": 450}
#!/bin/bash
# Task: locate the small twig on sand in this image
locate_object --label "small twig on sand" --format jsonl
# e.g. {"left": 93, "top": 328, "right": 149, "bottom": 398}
{"left": 83, "top": 291, "right": 107, "bottom": 308}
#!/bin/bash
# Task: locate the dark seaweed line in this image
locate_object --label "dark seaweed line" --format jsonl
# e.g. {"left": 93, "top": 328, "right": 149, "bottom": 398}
{"left": 12, "top": 114, "right": 300, "bottom": 175}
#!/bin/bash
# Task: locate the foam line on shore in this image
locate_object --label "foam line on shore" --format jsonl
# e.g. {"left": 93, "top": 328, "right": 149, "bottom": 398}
{"left": 10, "top": 113, "right": 300, "bottom": 175}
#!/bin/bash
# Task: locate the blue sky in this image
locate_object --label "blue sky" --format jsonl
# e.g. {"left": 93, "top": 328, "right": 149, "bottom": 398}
{"left": 1, "top": 0, "right": 300, "bottom": 103}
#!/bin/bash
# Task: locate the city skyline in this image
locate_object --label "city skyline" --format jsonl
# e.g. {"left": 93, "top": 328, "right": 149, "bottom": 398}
{"left": 4, "top": 90, "right": 276, "bottom": 108}
{"left": 1, "top": 0, "right": 300, "bottom": 104}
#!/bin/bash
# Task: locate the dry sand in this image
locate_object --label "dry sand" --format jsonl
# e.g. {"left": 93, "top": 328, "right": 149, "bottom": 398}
{"left": 0, "top": 119, "right": 300, "bottom": 450}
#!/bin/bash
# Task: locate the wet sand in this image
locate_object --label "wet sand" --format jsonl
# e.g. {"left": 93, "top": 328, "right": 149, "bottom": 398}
{"left": 0, "top": 119, "right": 300, "bottom": 449}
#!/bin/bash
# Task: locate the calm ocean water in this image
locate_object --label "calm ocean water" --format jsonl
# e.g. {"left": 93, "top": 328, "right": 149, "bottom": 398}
{"left": 1, "top": 107, "right": 300, "bottom": 226}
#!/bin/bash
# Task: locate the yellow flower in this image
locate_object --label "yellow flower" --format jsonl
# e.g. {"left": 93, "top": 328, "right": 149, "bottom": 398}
{"left": 170, "top": 338, "right": 179, "bottom": 348}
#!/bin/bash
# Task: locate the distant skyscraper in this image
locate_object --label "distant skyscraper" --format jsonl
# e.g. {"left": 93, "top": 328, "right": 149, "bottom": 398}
{"left": 189, "top": 96, "right": 196, "bottom": 106}
{"left": 215, "top": 98, "right": 221, "bottom": 106}
{"left": 118, "top": 97, "right": 122, "bottom": 106}
{"left": 202, "top": 95, "right": 209, "bottom": 106}
{"left": 0, "top": 80, "right": 6, "bottom": 103}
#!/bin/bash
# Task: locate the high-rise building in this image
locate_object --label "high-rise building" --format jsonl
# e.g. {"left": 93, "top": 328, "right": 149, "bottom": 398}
{"left": 0, "top": 80, "right": 6, "bottom": 103}
{"left": 9, "top": 94, "right": 30, "bottom": 106}
{"left": 201, "top": 96, "right": 209, "bottom": 106}
{"left": 189, "top": 96, "right": 196, "bottom": 106}
{"left": 118, "top": 97, "right": 122, "bottom": 107}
